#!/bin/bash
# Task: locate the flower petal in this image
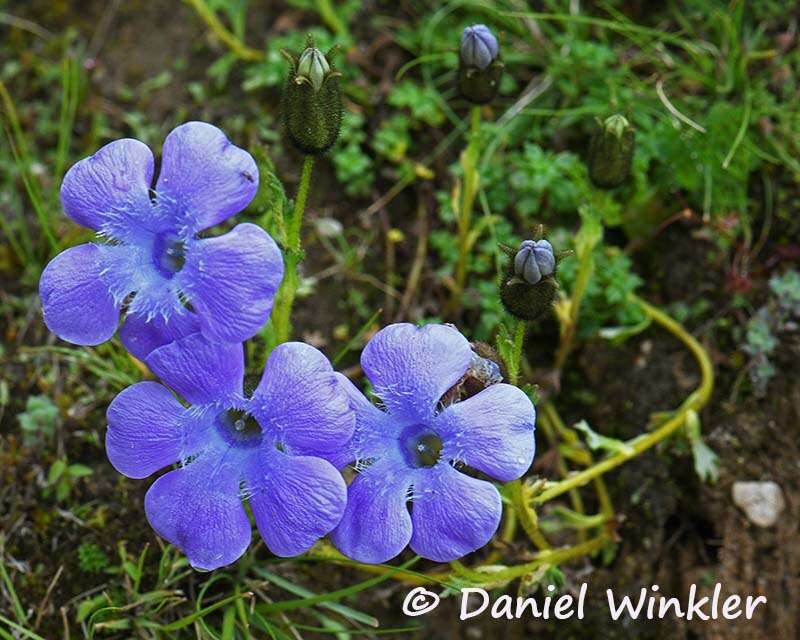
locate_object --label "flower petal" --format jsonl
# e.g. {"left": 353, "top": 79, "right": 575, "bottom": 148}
{"left": 330, "top": 458, "right": 414, "bottom": 564}
{"left": 247, "top": 449, "right": 346, "bottom": 557}
{"left": 179, "top": 223, "right": 283, "bottom": 343}
{"left": 156, "top": 122, "right": 258, "bottom": 231}
{"left": 106, "top": 382, "right": 188, "bottom": 478}
{"left": 119, "top": 311, "right": 200, "bottom": 361}
{"left": 249, "top": 342, "right": 354, "bottom": 458}
{"left": 361, "top": 323, "right": 472, "bottom": 422}
{"left": 146, "top": 333, "right": 244, "bottom": 406}
{"left": 60, "top": 138, "right": 154, "bottom": 234}
{"left": 144, "top": 453, "right": 251, "bottom": 571}
{"left": 436, "top": 384, "right": 536, "bottom": 482}
{"left": 39, "top": 244, "right": 120, "bottom": 345}
{"left": 330, "top": 375, "right": 400, "bottom": 469}
{"left": 409, "top": 465, "right": 501, "bottom": 562}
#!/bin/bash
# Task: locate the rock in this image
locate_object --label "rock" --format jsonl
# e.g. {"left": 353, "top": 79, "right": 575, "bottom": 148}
{"left": 732, "top": 481, "right": 785, "bottom": 527}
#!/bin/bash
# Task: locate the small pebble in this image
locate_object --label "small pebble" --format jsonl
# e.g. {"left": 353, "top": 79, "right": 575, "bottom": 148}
{"left": 732, "top": 481, "right": 785, "bottom": 527}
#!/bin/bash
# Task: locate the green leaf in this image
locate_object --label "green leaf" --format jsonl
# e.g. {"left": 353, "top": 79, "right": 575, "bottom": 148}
{"left": 253, "top": 568, "right": 378, "bottom": 627}
{"left": 48, "top": 459, "right": 66, "bottom": 484}
{"left": 68, "top": 464, "right": 93, "bottom": 477}
{"left": 574, "top": 420, "right": 634, "bottom": 456}
{"left": 685, "top": 410, "right": 720, "bottom": 483}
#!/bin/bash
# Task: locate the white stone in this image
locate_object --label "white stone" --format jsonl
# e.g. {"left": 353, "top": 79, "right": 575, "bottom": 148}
{"left": 732, "top": 481, "right": 785, "bottom": 527}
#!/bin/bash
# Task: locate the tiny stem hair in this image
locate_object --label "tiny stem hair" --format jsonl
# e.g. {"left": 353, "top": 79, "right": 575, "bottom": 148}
{"left": 269, "top": 155, "right": 315, "bottom": 349}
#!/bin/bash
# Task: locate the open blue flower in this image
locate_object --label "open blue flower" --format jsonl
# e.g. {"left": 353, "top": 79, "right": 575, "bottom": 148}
{"left": 330, "top": 323, "right": 536, "bottom": 563}
{"left": 39, "top": 122, "right": 283, "bottom": 349}
{"left": 105, "top": 333, "right": 353, "bottom": 570}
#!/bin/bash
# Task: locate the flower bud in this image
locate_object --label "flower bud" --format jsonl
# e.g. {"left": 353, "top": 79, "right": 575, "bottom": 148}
{"left": 282, "top": 38, "right": 342, "bottom": 155}
{"left": 457, "top": 24, "right": 503, "bottom": 104}
{"left": 500, "top": 237, "right": 560, "bottom": 321}
{"left": 296, "top": 47, "right": 331, "bottom": 92}
{"left": 514, "top": 239, "right": 555, "bottom": 285}
{"left": 588, "top": 114, "right": 635, "bottom": 188}
{"left": 460, "top": 24, "right": 499, "bottom": 70}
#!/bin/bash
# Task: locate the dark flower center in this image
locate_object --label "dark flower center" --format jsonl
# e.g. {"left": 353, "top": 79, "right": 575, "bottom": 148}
{"left": 400, "top": 425, "right": 443, "bottom": 468}
{"left": 215, "top": 409, "right": 262, "bottom": 448}
{"left": 153, "top": 233, "right": 186, "bottom": 278}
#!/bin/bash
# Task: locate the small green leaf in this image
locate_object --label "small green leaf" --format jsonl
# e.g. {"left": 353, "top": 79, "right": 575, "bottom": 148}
{"left": 48, "top": 459, "right": 66, "bottom": 484}
{"left": 685, "top": 410, "right": 720, "bottom": 483}
{"left": 68, "top": 464, "right": 93, "bottom": 477}
{"left": 574, "top": 420, "right": 634, "bottom": 456}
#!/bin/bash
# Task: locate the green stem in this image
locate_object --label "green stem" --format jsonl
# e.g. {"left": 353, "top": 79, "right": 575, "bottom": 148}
{"left": 534, "top": 296, "right": 714, "bottom": 505}
{"left": 451, "top": 106, "right": 482, "bottom": 307}
{"left": 451, "top": 534, "right": 609, "bottom": 585}
{"left": 554, "top": 238, "right": 594, "bottom": 371}
{"left": 289, "top": 156, "right": 314, "bottom": 252}
{"left": 268, "top": 156, "right": 315, "bottom": 349}
{"left": 185, "top": 0, "right": 264, "bottom": 61}
{"left": 508, "top": 479, "right": 551, "bottom": 550}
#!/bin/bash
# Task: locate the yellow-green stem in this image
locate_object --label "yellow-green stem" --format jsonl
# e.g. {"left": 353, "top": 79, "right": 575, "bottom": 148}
{"left": 554, "top": 240, "right": 594, "bottom": 370}
{"left": 542, "top": 400, "right": 614, "bottom": 519}
{"left": 452, "top": 106, "right": 482, "bottom": 306}
{"left": 508, "top": 479, "right": 551, "bottom": 550}
{"left": 534, "top": 296, "right": 714, "bottom": 505}
{"left": 269, "top": 156, "right": 315, "bottom": 349}
{"left": 537, "top": 409, "right": 587, "bottom": 541}
{"left": 185, "top": 0, "right": 264, "bottom": 61}
{"left": 451, "top": 534, "right": 609, "bottom": 585}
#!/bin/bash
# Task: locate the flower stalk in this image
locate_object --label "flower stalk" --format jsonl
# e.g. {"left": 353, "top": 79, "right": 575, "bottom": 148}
{"left": 451, "top": 105, "right": 483, "bottom": 309}
{"left": 269, "top": 155, "right": 315, "bottom": 349}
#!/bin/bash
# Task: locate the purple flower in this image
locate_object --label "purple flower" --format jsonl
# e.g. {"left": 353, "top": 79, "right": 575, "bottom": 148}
{"left": 39, "top": 122, "right": 283, "bottom": 351}
{"left": 460, "top": 24, "right": 499, "bottom": 70}
{"left": 105, "top": 333, "right": 354, "bottom": 570}
{"left": 330, "top": 323, "right": 536, "bottom": 563}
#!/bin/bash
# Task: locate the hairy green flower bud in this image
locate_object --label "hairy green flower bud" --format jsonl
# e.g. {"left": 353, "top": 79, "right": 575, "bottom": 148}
{"left": 588, "top": 114, "right": 635, "bottom": 188}
{"left": 282, "top": 38, "right": 342, "bottom": 155}
{"left": 499, "top": 233, "right": 561, "bottom": 321}
{"left": 457, "top": 24, "right": 503, "bottom": 104}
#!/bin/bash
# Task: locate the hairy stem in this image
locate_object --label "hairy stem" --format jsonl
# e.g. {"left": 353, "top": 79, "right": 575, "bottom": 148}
{"left": 268, "top": 156, "right": 315, "bottom": 350}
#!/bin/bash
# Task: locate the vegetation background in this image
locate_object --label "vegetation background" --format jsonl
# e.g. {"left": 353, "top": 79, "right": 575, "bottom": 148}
{"left": 1, "top": 0, "right": 798, "bottom": 638}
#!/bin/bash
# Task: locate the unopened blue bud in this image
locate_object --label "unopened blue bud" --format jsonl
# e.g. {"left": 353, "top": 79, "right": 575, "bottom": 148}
{"left": 460, "top": 24, "right": 499, "bottom": 70}
{"left": 514, "top": 239, "right": 555, "bottom": 285}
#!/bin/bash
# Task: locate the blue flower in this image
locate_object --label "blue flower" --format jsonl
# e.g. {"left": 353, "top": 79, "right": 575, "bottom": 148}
{"left": 39, "top": 122, "right": 283, "bottom": 350}
{"left": 460, "top": 24, "right": 499, "bottom": 70}
{"left": 330, "top": 323, "right": 536, "bottom": 563}
{"left": 105, "top": 334, "right": 354, "bottom": 570}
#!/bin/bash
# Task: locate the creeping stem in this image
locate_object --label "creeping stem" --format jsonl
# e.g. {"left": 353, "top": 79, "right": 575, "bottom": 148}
{"left": 269, "top": 156, "right": 315, "bottom": 348}
{"left": 451, "top": 533, "right": 609, "bottom": 585}
{"left": 533, "top": 295, "right": 714, "bottom": 505}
